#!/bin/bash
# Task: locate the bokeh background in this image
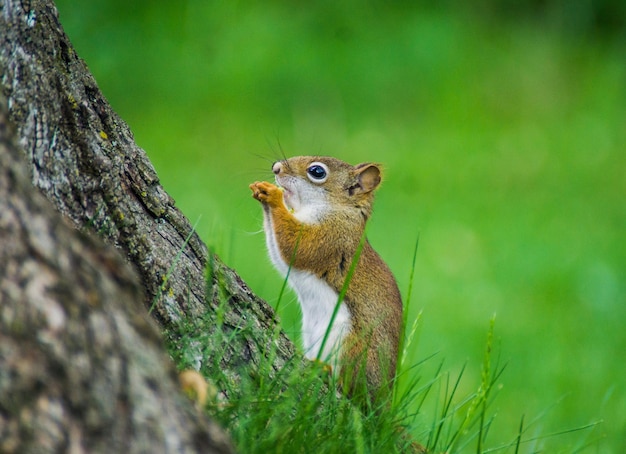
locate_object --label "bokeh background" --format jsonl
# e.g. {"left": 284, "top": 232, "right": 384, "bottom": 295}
{"left": 55, "top": 1, "right": 625, "bottom": 451}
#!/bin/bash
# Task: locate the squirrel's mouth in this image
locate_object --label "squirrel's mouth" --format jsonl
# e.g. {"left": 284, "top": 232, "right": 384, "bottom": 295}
{"left": 275, "top": 177, "right": 290, "bottom": 195}
{"left": 276, "top": 178, "right": 295, "bottom": 210}
{"left": 281, "top": 186, "right": 293, "bottom": 208}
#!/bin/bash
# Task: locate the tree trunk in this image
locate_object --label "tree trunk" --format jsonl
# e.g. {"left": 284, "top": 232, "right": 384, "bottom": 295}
{"left": 0, "top": 98, "right": 235, "bottom": 452}
{"left": 0, "top": 0, "right": 309, "bottom": 450}
{"left": 1, "top": 1, "right": 298, "bottom": 369}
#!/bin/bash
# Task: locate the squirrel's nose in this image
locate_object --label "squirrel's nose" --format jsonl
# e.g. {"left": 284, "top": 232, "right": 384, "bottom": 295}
{"left": 272, "top": 162, "right": 282, "bottom": 175}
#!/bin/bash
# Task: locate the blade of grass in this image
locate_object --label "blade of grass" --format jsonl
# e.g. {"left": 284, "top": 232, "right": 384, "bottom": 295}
{"left": 514, "top": 414, "right": 525, "bottom": 454}
{"left": 316, "top": 228, "right": 367, "bottom": 362}
{"left": 273, "top": 226, "right": 303, "bottom": 316}
{"left": 444, "top": 316, "right": 497, "bottom": 453}
{"left": 149, "top": 216, "right": 201, "bottom": 314}
{"left": 398, "top": 234, "right": 420, "bottom": 371}
{"left": 483, "top": 420, "right": 603, "bottom": 453}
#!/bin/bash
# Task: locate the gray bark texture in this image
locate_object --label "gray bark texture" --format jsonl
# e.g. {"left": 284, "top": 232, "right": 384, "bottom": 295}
{"left": 0, "top": 102, "right": 234, "bottom": 453}
{"left": 0, "top": 0, "right": 306, "bottom": 451}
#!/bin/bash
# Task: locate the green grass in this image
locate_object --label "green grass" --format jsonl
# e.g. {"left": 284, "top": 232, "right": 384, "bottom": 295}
{"left": 167, "top": 278, "right": 596, "bottom": 452}
{"left": 166, "top": 265, "right": 534, "bottom": 453}
{"left": 166, "top": 303, "right": 410, "bottom": 453}
{"left": 56, "top": 2, "right": 625, "bottom": 451}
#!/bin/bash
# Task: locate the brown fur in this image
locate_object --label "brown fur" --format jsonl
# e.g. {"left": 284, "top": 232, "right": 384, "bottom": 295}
{"left": 250, "top": 156, "right": 403, "bottom": 405}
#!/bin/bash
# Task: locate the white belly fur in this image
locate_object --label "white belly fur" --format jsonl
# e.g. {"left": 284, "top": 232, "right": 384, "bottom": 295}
{"left": 263, "top": 211, "right": 351, "bottom": 365}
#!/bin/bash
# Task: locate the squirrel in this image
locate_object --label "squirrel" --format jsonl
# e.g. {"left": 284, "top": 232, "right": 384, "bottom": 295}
{"left": 250, "top": 156, "right": 403, "bottom": 406}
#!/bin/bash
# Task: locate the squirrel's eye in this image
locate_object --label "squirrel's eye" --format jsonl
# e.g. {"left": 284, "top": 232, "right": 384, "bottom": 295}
{"left": 306, "top": 163, "right": 329, "bottom": 183}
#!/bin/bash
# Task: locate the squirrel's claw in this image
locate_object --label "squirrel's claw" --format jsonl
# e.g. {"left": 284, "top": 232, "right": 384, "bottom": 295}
{"left": 250, "top": 181, "right": 283, "bottom": 207}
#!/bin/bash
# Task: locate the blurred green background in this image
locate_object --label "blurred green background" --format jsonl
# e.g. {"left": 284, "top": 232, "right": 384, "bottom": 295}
{"left": 55, "top": 1, "right": 625, "bottom": 451}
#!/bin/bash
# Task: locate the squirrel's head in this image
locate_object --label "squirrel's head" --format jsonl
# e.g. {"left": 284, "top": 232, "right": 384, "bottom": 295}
{"left": 272, "top": 156, "right": 382, "bottom": 223}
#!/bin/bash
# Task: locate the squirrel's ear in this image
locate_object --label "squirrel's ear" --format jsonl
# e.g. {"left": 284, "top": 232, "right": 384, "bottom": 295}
{"left": 353, "top": 163, "right": 382, "bottom": 194}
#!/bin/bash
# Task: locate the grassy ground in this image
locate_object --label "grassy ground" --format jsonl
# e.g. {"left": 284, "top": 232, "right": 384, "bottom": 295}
{"left": 56, "top": 2, "right": 625, "bottom": 451}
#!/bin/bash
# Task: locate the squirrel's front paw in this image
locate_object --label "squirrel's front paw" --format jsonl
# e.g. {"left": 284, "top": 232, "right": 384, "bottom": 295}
{"left": 249, "top": 181, "right": 283, "bottom": 207}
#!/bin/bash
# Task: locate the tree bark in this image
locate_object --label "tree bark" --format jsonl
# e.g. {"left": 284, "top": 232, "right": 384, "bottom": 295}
{"left": 1, "top": 0, "right": 298, "bottom": 375}
{"left": 0, "top": 98, "right": 235, "bottom": 452}
{"left": 0, "top": 0, "right": 309, "bottom": 451}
